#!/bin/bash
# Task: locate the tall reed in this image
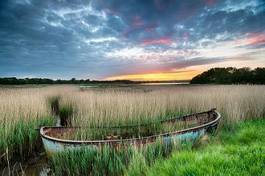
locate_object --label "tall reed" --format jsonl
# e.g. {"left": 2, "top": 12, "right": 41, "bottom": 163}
{"left": 48, "top": 85, "right": 265, "bottom": 175}
{"left": 0, "top": 86, "right": 77, "bottom": 166}
{"left": 51, "top": 138, "right": 190, "bottom": 176}
{"left": 1, "top": 84, "right": 265, "bottom": 168}
{"left": 61, "top": 85, "right": 265, "bottom": 129}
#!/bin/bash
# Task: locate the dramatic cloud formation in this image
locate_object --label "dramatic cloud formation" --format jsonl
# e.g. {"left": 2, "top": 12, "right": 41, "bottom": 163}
{"left": 0, "top": 0, "right": 264, "bottom": 80}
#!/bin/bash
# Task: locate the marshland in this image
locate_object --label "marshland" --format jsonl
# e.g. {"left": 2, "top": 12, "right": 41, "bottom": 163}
{"left": 1, "top": 84, "right": 265, "bottom": 175}
{"left": 1, "top": 0, "right": 265, "bottom": 175}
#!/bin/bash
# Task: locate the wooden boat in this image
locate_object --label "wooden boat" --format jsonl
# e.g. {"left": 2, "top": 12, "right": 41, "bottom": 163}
{"left": 40, "top": 109, "right": 221, "bottom": 156}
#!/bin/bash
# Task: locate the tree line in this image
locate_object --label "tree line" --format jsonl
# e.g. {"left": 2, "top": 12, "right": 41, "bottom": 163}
{"left": 0, "top": 77, "right": 135, "bottom": 85}
{"left": 190, "top": 67, "right": 265, "bottom": 84}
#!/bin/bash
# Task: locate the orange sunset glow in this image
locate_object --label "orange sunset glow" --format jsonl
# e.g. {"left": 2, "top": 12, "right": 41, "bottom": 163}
{"left": 106, "top": 70, "right": 201, "bottom": 81}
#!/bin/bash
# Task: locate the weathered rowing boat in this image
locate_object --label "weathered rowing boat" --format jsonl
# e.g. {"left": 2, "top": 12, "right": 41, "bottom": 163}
{"left": 40, "top": 109, "right": 221, "bottom": 156}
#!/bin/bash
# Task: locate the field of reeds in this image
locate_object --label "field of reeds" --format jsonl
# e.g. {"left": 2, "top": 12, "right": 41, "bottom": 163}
{"left": 0, "top": 84, "right": 265, "bottom": 175}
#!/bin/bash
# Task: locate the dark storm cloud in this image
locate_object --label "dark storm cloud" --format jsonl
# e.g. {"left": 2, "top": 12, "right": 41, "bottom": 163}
{"left": 0, "top": 0, "right": 264, "bottom": 79}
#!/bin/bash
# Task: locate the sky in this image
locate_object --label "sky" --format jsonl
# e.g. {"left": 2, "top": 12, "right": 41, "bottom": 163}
{"left": 0, "top": 0, "right": 265, "bottom": 81}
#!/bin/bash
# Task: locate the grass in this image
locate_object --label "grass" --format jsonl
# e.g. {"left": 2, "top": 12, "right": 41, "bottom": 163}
{"left": 50, "top": 138, "right": 192, "bottom": 176}
{"left": 143, "top": 119, "right": 265, "bottom": 176}
{"left": 50, "top": 116, "right": 265, "bottom": 176}
{"left": 58, "top": 104, "right": 74, "bottom": 126}
{"left": 56, "top": 85, "right": 265, "bottom": 140}
{"left": 0, "top": 87, "right": 62, "bottom": 167}
{"left": 51, "top": 146, "right": 131, "bottom": 176}
{"left": 51, "top": 118, "right": 265, "bottom": 176}
{"left": 61, "top": 116, "right": 202, "bottom": 140}
{"left": 0, "top": 117, "right": 54, "bottom": 165}
{"left": 48, "top": 95, "right": 60, "bottom": 116}
{"left": 1, "top": 84, "right": 265, "bottom": 173}
{"left": 65, "top": 85, "right": 265, "bottom": 127}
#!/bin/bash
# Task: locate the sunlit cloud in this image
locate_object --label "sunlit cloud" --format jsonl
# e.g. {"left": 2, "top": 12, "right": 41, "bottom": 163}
{"left": 84, "top": 37, "right": 119, "bottom": 44}
{"left": 105, "top": 47, "right": 197, "bottom": 62}
{"left": 105, "top": 33, "right": 265, "bottom": 64}
{"left": 142, "top": 37, "right": 173, "bottom": 45}
{"left": 196, "top": 33, "right": 265, "bottom": 59}
{"left": 235, "top": 33, "right": 265, "bottom": 46}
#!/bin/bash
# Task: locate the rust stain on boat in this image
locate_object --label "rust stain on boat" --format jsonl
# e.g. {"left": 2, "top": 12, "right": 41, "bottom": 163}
{"left": 40, "top": 109, "right": 221, "bottom": 156}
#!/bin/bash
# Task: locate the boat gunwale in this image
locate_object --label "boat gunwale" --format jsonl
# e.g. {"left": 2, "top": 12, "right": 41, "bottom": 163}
{"left": 40, "top": 109, "right": 221, "bottom": 145}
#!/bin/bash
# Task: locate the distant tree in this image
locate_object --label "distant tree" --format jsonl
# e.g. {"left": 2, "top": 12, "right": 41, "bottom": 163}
{"left": 0, "top": 77, "right": 138, "bottom": 85}
{"left": 253, "top": 67, "right": 265, "bottom": 84}
{"left": 190, "top": 67, "right": 265, "bottom": 84}
{"left": 232, "top": 67, "right": 252, "bottom": 84}
{"left": 71, "top": 78, "right": 76, "bottom": 84}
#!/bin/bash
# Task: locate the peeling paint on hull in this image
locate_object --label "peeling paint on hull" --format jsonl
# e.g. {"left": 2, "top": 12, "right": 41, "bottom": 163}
{"left": 41, "top": 137, "right": 98, "bottom": 156}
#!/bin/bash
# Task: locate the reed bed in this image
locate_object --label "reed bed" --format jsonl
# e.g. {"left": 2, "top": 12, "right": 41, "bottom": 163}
{"left": 0, "top": 86, "right": 76, "bottom": 166}
{"left": 51, "top": 138, "right": 189, "bottom": 176}
{"left": 58, "top": 85, "right": 265, "bottom": 140}
{"left": 49, "top": 85, "right": 265, "bottom": 175}
{"left": 68, "top": 86, "right": 265, "bottom": 123}
{"left": 1, "top": 84, "right": 265, "bottom": 172}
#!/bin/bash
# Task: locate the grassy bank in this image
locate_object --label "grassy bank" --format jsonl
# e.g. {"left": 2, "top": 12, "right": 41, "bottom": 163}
{"left": 143, "top": 119, "right": 265, "bottom": 176}
{"left": 50, "top": 118, "right": 265, "bottom": 176}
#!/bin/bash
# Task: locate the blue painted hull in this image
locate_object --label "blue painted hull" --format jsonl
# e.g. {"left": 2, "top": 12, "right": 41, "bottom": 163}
{"left": 40, "top": 109, "right": 220, "bottom": 156}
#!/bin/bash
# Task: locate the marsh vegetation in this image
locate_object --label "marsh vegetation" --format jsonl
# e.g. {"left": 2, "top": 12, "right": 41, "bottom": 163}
{"left": 0, "top": 84, "right": 265, "bottom": 175}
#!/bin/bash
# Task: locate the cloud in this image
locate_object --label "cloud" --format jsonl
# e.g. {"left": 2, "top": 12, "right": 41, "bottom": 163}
{"left": 235, "top": 33, "right": 265, "bottom": 47}
{"left": 0, "top": 0, "right": 264, "bottom": 80}
{"left": 84, "top": 37, "right": 119, "bottom": 44}
{"left": 142, "top": 37, "right": 173, "bottom": 45}
{"left": 50, "top": 3, "right": 107, "bottom": 21}
{"left": 105, "top": 46, "right": 198, "bottom": 63}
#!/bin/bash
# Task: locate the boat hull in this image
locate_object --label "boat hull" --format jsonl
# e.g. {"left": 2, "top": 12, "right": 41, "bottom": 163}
{"left": 40, "top": 109, "right": 221, "bottom": 156}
